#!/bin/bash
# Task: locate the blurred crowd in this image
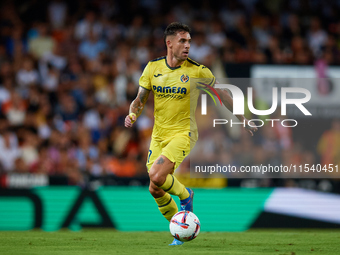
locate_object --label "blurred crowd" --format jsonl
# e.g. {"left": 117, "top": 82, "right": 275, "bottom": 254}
{"left": 0, "top": 0, "right": 339, "bottom": 183}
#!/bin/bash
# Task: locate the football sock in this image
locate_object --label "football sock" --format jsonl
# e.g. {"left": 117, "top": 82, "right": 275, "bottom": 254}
{"left": 154, "top": 193, "right": 178, "bottom": 221}
{"left": 159, "top": 174, "right": 190, "bottom": 200}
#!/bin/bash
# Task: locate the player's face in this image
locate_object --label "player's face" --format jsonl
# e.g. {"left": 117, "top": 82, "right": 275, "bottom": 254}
{"left": 171, "top": 31, "right": 191, "bottom": 61}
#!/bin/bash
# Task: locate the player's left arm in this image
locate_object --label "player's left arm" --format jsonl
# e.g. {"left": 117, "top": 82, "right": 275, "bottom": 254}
{"left": 215, "top": 84, "right": 257, "bottom": 136}
{"left": 199, "top": 66, "right": 257, "bottom": 136}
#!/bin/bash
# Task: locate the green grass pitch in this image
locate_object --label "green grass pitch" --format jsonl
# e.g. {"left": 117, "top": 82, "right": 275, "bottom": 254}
{"left": 0, "top": 229, "right": 339, "bottom": 255}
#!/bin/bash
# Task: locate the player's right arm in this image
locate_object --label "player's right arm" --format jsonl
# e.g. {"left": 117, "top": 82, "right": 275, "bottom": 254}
{"left": 125, "top": 86, "right": 150, "bottom": 128}
{"left": 125, "top": 62, "right": 152, "bottom": 128}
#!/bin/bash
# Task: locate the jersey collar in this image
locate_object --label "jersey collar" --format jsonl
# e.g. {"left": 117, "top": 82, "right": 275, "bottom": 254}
{"left": 165, "top": 58, "right": 182, "bottom": 70}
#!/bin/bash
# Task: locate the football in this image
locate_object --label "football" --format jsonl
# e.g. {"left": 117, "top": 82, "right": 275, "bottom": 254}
{"left": 169, "top": 211, "right": 201, "bottom": 242}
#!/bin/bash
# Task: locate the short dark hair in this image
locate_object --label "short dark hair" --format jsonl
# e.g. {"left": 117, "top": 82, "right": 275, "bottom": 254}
{"left": 164, "top": 22, "right": 191, "bottom": 44}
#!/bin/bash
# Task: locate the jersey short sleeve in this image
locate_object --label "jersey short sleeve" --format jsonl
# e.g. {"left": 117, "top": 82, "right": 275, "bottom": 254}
{"left": 199, "top": 66, "right": 216, "bottom": 87}
{"left": 139, "top": 62, "right": 152, "bottom": 90}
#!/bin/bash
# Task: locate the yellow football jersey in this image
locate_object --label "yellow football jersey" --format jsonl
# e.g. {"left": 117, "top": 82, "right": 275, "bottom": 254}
{"left": 139, "top": 57, "right": 215, "bottom": 141}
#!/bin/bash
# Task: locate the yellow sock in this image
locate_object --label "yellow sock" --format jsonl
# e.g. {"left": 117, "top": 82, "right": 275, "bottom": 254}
{"left": 159, "top": 174, "right": 190, "bottom": 200}
{"left": 154, "top": 193, "right": 178, "bottom": 221}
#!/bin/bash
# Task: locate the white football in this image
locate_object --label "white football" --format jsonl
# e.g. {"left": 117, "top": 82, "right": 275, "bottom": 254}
{"left": 169, "top": 211, "right": 200, "bottom": 242}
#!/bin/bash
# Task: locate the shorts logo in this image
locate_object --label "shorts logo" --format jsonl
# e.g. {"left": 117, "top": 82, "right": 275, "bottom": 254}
{"left": 180, "top": 74, "right": 189, "bottom": 83}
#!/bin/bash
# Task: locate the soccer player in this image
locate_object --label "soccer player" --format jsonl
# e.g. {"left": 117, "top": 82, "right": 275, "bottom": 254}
{"left": 125, "top": 22, "right": 257, "bottom": 245}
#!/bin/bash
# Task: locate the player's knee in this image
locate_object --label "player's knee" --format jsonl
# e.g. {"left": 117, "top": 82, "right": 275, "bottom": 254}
{"left": 149, "top": 185, "right": 164, "bottom": 198}
{"left": 149, "top": 169, "right": 166, "bottom": 187}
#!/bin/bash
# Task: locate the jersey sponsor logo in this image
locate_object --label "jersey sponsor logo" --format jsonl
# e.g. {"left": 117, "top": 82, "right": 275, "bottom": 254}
{"left": 155, "top": 94, "right": 184, "bottom": 99}
{"left": 180, "top": 74, "right": 189, "bottom": 83}
{"left": 152, "top": 85, "right": 187, "bottom": 95}
{"left": 154, "top": 74, "right": 163, "bottom": 77}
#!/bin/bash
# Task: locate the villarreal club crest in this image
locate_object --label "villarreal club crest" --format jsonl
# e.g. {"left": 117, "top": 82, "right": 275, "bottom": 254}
{"left": 180, "top": 74, "right": 189, "bottom": 83}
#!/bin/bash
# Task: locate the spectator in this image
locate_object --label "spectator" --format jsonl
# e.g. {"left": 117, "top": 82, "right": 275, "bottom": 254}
{"left": 16, "top": 58, "right": 39, "bottom": 88}
{"left": 78, "top": 31, "right": 108, "bottom": 60}
{"left": 28, "top": 23, "right": 56, "bottom": 59}
{"left": 48, "top": 0, "right": 68, "bottom": 30}
{"left": 5, "top": 26, "right": 27, "bottom": 58}
{"left": 0, "top": 130, "right": 21, "bottom": 172}
{"left": 20, "top": 131, "right": 39, "bottom": 167}
{"left": 0, "top": 77, "right": 12, "bottom": 107}
{"left": 14, "top": 158, "right": 29, "bottom": 173}
{"left": 253, "top": 16, "right": 272, "bottom": 49}
{"left": 307, "top": 17, "right": 328, "bottom": 57}
{"left": 207, "top": 20, "right": 227, "bottom": 49}
{"left": 57, "top": 94, "right": 79, "bottom": 122}
{"left": 75, "top": 131, "right": 99, "bottom": 170}
{"left": 189, "top": 32, "right": 212, "bottom": 63}
{"left": 2, "top": 91, "right": 27, "bottom": 126}
{"left": 74, "top": 11, "right": 103, "bottom": 40}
